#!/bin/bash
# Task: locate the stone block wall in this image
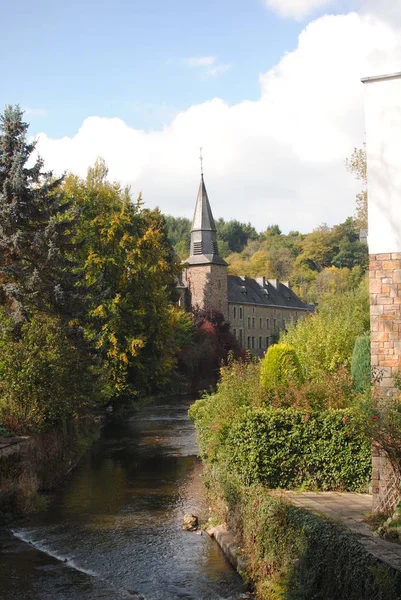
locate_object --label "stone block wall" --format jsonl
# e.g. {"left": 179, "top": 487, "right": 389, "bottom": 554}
{"left": 370, "top": 253, "right": 401, "bottom": 391}
{"left": 370, "top": 252, "right": 401, "bottom": 511}
{"left": 184, "top": 264, "right": 228, "bottom": 319}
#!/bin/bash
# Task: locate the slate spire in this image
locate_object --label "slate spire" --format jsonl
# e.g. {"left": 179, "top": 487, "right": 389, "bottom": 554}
{"left": 186, "top": 175, "right": 227, "bottom": 265}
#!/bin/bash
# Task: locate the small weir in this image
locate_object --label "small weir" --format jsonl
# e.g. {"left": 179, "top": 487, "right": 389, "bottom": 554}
{"left": 0, "top": 397, "right": 247, "bottom": 600}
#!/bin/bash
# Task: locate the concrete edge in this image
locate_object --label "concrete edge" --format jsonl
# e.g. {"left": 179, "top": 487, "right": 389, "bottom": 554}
{"left": 206, "top": 524, "right": 246, "bottom": 573}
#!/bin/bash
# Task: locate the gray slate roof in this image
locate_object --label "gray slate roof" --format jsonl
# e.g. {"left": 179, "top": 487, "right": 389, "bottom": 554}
{"left": 191, "top": 176, "right": 216, "bottom": 231}
{"left": 227, "top": 275, "right": 313, "bottom": 310}
{"left": 185, "top": 176, "right": 227, "bottom": 266}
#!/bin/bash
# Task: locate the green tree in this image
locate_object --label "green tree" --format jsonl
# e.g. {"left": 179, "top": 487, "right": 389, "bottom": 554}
{"left": 164, "top": 215, "right": 191, "bottom": 259}
{"left": 260, "top": 343, "right": 303, "bottom": 392}
{"left": 295, "top": 225, "right": 337, "bottom": 272}
{"left": 309, "top": 266, "right": 363, "bottom": 304}
{"left": 216, "top": 218, "right": 258, "bottom": 254}
{"left": 282, "top": 280, "right": 370, "bottom": 380}
{"left": 267, "top": 246, "right": 294, "bottom": 280}
{"left": 0, "top": 105, "right": 80, "bottom": 321}
{"left": 0, "top": 308, "right": 107, "bottom": 433}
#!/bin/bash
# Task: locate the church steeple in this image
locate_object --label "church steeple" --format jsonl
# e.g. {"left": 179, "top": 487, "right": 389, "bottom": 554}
{"left": 186, "top": 175, "right": 227, "bottom": 266}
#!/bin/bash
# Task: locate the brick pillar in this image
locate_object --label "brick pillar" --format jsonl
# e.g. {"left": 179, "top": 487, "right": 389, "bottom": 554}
{"left": 370, "top": 252, "right": 401, "bottom": 511}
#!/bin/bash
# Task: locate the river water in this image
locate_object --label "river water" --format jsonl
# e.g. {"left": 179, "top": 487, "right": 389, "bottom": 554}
{"left": 0, "top": 397, "right": 247, "bottom": 600}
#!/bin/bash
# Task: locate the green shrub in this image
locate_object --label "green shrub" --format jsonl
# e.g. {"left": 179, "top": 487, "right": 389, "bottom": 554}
{"left": 268, "top": 367, "right": 357, "bottom": 411}
{"left": 190, "top": 356, "right": 369, "bottom": 491}
{"left": 282, "top": 281, "right": 370, "bottom": 380}
{"left": 351, "top": 333, "right": 371, "bottom": 393}
{"left": 260, "top": 343, "right": 303, "bottom": 392}
{"left": 222, "top": 407, "right": 370, "bottom": 491}
{"left": 189, "top": 356, "right": 262, "bottom": 461}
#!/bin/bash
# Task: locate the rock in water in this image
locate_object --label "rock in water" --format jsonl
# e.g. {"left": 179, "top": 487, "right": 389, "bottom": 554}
{"left": 182, "top": 514, "right": 199, "bottom": 531}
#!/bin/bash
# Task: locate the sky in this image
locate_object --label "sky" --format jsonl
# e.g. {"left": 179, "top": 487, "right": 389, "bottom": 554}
{"left": 2, "top": 0, "right": 401, "bottom": 233}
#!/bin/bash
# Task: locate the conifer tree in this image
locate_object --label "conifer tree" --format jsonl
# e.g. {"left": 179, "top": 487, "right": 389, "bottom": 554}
{"left": 0, "top": 105, "right": 80, "bottom": 321}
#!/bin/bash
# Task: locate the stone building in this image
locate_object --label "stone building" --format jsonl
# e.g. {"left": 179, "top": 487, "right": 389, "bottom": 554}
{"left": 180, "top": 174, "right": 313, "bottom": 354}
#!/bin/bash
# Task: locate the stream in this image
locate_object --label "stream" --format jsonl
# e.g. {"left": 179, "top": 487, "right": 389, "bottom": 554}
{"left": 0, "top": 396, "right": 247, "bottom": 600}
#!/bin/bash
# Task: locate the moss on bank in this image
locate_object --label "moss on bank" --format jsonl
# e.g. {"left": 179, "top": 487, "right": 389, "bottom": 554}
{"left": 210, "top": 478, "right": 401, "bottom": 600}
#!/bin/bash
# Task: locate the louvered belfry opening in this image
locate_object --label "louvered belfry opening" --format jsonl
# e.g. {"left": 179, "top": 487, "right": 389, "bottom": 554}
{"left": 192, "top": 241, "right": 203, "bottom": 255}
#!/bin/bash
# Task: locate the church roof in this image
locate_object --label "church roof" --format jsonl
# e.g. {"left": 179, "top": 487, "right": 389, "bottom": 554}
{"left": 185, "top": 175, "right": 227, "bottom": 266}
{"left": 191, "top": 175, "right": 216, "bottom": 232}
{"left": 227, "top": 275, "right": 313, "bottom": 310}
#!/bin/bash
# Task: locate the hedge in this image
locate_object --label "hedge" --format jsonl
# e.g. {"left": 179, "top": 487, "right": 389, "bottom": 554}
{"left": 222, "top": 407, "right": 371, "bottom": 491}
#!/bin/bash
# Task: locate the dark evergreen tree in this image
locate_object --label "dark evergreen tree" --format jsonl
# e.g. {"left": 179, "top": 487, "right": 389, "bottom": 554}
{"left": 0, "top": 105, "right": 81, "bottom": 321}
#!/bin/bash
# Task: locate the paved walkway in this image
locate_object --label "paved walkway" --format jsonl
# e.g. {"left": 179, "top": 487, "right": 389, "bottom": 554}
{"left": 272, "top": 490, "right": 401, "bottom": 572}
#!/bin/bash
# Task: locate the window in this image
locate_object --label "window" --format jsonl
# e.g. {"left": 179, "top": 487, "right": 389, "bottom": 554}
{"left": 239, "top": 329, "right": 243, "bottom": 345}
{"left": 274, "top": 318, "right": 277, "bottom": 329}
{"left": 266, "top": 337, "right": 269, "bottom": 348}
{"left": 247, "top": 316, "right": 251, "bottom": 327}
{"left": 252, "top": 317, "right": 255, "bottom": 328}
{"left": 252, "top": 337, "right": 255, "bottom": 349}
{"left": 266, "top": 318, "right": 269, "bottom": 329}
{"left": 260, "top": 318, "right": 262, "bottom": 329}
{"left": 247, "top": 336, "right": 251, "bottom": 349}
{"left": 283, "top": 319, "right": 286, "bottom": 329}
{"left": 233, "top": 306, "right": 237, "bottom": 319}
{"left": 239, "top": 307, "right": 243, "bottom": 319}
{"left": 233, "top": 328, "right": 237, "bottom": 339}
{"left": 259, "top": 336, "right": 262, "bottom": 349}
{"left": 218, "top": 279, "right": 221, "bottom": 289}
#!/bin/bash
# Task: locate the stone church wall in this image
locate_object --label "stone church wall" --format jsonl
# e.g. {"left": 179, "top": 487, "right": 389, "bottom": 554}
{"left": 184, "top": 264, "right": 228, "bottom": 318}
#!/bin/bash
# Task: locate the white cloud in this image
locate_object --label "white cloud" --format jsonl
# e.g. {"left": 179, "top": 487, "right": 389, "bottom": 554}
{"left": 184, "top": 56, "right": 216, "bottom": 67}
{"left": 183, "top": 55, "right": 230, "bottom": 78}
{"left": 34, "top": 9, "right": 401, "bottom": 233}
{"left": 24, "top": 107, "right": 48, "bottom": 118}
{"left": 204, "top": 63, "right": 230, "bottom": 78}
{"left": 264, "top": 0, "right": 333, "bottom": 20}
{"left": 360, "top": 0, "right": 401, "bottom": 26}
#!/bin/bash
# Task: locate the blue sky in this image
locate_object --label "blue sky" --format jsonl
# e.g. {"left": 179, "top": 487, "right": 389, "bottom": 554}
{"left": 1, "top": 0, "right": 400, "bottom": 232}
{"left": 2, "top": 0, "right": 305, "bottom": 136}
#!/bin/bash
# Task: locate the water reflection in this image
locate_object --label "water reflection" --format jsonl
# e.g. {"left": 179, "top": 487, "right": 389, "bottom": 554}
{"left": 1, "top": 397, "right": 246, "bottom": 600}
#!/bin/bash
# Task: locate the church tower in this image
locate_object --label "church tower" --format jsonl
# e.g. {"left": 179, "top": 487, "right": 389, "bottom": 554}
{"left": 184, "top": 175, "right": 228, "bottom": 318}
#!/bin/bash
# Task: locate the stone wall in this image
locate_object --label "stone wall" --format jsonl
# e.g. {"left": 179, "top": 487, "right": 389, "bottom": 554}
{"left": 184, "top": 264, "right": 228, "bottom": 318}
{"left": 370, "top": 252, "right": 401, "bottom": 512}
{"left": 369, "top": 253, "right": 401, "bottom": 392}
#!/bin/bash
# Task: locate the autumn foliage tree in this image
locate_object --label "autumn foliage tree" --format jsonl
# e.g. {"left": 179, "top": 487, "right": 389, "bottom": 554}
{"left": 64, "top": 160, "right": 184, "bottom": 398}
{"left": 179, "top": 307, "right": 244, "bottom": 389}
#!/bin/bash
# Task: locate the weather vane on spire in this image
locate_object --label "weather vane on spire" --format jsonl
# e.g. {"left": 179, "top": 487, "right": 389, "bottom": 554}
{"left": 200, "top": 147, "right": 204, "bottom": 177}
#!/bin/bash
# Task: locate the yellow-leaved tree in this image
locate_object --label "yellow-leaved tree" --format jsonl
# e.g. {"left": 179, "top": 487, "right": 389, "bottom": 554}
{"left": 64, "top": 159, "right": 187, "bottom": 400}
